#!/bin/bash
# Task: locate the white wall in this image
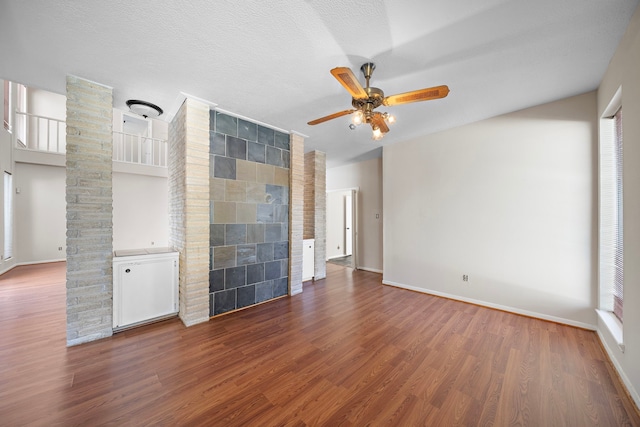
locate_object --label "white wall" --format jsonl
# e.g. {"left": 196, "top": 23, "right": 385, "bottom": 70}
{"left": 113, "top": 172, "right": 168, "bottom": 251}
{"left": 14, "top": 163, "right": 66, "bottom": 263}
{"left": 326, "top": 190, "right": 349, "bottom": 259}
{"left": 327, "top": 157, "right": 383, "bottom": 272}
{"left": 27, "top": 87, "right": 65, "bottom": 120}
{"left": 10, "top": 162, "right": 169, "bottom": 263}
{"left": 597, "top": 4, "right": 640, "bottom": 408}
{"left": 383, "top": 92, "right": 597, "bottom": 328}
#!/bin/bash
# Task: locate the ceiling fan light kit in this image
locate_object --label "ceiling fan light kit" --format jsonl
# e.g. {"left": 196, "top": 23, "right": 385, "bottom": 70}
{"left": 308, "top": 62, "right": 449, "bottom": 140}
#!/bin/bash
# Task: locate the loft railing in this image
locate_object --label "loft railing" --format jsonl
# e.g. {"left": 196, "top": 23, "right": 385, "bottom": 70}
{"left": 14, "top": 111, "right": 66, "bottom": 154}
{"left": 112, "top": 131, "right": 168, "bottom": 167}
{"left": 12, "top": 112, "right": 168, "bottom": 168}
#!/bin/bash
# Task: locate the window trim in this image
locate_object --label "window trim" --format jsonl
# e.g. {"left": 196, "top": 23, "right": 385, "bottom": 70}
{"left": 598, "top": 86, "right": 623, "bottom": 344}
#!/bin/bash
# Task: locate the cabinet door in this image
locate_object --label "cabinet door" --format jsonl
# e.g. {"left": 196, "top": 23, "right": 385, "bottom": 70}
{"left": 117, "top": 258, "right": 176, "bottom": 327}
{"left": 302, "top": 240, "right": 314, "bottom": 280}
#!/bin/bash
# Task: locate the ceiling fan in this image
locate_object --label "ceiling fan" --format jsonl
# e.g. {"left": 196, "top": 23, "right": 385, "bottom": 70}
{"left": 308, "top": 63, "right": 449, "bottom": 140}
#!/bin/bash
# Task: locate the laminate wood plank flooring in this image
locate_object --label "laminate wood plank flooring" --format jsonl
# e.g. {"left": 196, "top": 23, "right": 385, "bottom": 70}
{"left": 1, "top": 262, "right": 639, "bottom": 426}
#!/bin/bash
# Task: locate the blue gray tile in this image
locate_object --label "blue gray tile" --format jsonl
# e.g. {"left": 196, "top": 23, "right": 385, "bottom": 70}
{"left": 282, "top": 188, "right": 289, "bottom": 206}
{"left": 214, "top": 156, "right": 236, "bottom": 180}
{"left": 214, "top": 246, "right": 236, "bottom": 270}
{"left": 247, "top": 224, "right": 265, "bottom": 244}
{"left": 210, "top": 224, "right": 225, "bottom": 247}
{"left": 257, "top": 243, "right": 274, "bottom": 263}
{"left": 256, "top": 281, "right": 274, "bottom": 303}
{"left": 225, "top": 224, "right": 246, "bottom": 245}
{"left": 265, "top": 224, "right": 281, "bottom": 243}
{"left": 282, "top": 149, "right": 290, "bottom": 168}
{"left": 247, "top": 263, "right": 264, "bottom": 285}
{"left": 258, "top": 125, "right": 274, "bottom": 146}
{"left": 248, "top": 141, "right": 266, "bottom": 163}
{"left": 225, "top": 266, "right": 246, "bottom": 289}
{"left": 257, "top": 204, "right": 273, "bottom": 223}
{"left": 266, "top": 146, "right": 283, "bottom": 167}
{"left": 213, "top": 289, "right": 236, "bottom": 315}
{"left": 210, "top": 132, "right": 226, "bottom": 156}
{"left": 238, "top": 119, "right": 257, "bottom": 141}
{"left": 209, "top": 109, "right": 216, "bottom": 131}
{"left": 273, "top": 241, "right": 288, "bottom": 260}
{"left": 209, "top": 269, "right": 225, "bottom": 293}
{"left": 274, "top": 205, "right": 288, "bottom": 223}
{"left": 226, "top": 136, "right": 247, "bottom": 160}
{"left": 274, "top": 277, "right": 288, "bottom": 297}
{"left": 265, "top": 260, "right": 281, "bottom": 280}
{"left": 275, "top": 131, "right": 290, "bottom": 150}
{"left": 216, "top": 112, "right": 237, "bottom": 136}
{"left": 281, "top": 259, "right": 289, "bottom": 277}
{"left": 266, "top": 185, "right": 284, "bottom": 205}
{"left": 237, "top": 244, "right": 257, "bottom": 265}
{"left": 237, "top": 285, "right": 256, "bottom": 308}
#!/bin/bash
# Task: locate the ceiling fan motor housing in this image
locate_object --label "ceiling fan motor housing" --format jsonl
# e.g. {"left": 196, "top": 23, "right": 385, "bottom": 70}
{"left": 352, "top": 86, "right": 385, "bottom": 122}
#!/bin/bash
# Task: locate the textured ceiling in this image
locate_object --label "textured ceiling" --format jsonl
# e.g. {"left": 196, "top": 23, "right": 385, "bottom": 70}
{"left": 1, "top": 0, "right": 638, "bottom": 167}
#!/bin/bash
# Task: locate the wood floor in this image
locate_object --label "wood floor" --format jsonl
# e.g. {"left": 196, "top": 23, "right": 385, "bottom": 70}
{"left": 1, "top": 262, "right": 639, "bottom": 426}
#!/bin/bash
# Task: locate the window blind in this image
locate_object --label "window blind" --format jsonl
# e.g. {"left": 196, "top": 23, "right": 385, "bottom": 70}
{"left": 599, "top": 107, "right": 623, "bottom": 322}
{"left": 3, "top": 171, "right": 13, "bottom": 260}
{"left": 613, "top": 108, "right": 623, "bottom": 321}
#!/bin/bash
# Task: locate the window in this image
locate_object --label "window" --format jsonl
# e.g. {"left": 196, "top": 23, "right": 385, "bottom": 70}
{"left": 3, "top": 171, "right": 13, "bottom": 261}
{"left": 15, "top": 83, "right": 26, "bottom": 145}
{"left": 3, "top": 80, "right": 11, "bottom": 132}
{"left": 599, "top": 96, "right": 623, "bottom": 323}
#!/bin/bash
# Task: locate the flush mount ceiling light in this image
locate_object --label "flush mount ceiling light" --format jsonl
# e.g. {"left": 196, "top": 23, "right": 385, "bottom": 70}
{"left": 126, "top": 99, "right": 163, "bottom": 119}
{"left": 308, "top": 62, "right": 449, "bottom": 140}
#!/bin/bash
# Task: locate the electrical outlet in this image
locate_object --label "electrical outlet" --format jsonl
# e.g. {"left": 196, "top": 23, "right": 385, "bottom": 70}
{"left": 58, "top": 247, "right": 63, "bottom": 251}
{"left": 462, "top": 274, "right": 469, "bottom": 282}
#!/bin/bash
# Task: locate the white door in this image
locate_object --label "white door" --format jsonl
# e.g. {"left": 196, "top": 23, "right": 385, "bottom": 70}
{"left": 345, "top": 193, "right": 353, "bottom": 256}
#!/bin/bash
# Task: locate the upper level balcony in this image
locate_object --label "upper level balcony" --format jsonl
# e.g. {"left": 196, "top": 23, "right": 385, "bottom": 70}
{"left": 13, "top": 111, "right": 168, "bottom": 176}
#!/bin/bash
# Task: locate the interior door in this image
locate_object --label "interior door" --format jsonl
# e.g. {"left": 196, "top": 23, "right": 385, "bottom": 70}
{"left": 345, "top": 193, "right": 353, "bottom": 256}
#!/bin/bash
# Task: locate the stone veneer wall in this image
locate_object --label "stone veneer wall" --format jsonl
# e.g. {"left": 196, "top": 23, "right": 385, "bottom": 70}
{"left": 289, "top": 133, "right": 304, "bottom": 295}
{"left": 304, "top": 151, "right": 327, "bottom": 280}
{"left": 65, "top": 76, "right": 113, "bottom": 346}
{"left": 209, "top": 112, "right": 291, "bottom": 315}
{"left": 168, "top": 98, "right": 210, "bottom": 326}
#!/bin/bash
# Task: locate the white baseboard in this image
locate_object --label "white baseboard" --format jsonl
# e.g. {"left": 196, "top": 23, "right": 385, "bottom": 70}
{"left": 382, "top": 279, "right": 596, "bottom": 331}
{"left": 327, "top": 255, "right": 349, "bottom": 260}
{"left": 17, "top": 258, "right": 66, "bottom": 266}
{"left": 596, "top": 328, "right": 640, "bottom": 410}
{"left": 0, "top": 263, "right": 16, "bottom": 276}
{"left": 357, "top": 266, "right": 383, "bottom": 274}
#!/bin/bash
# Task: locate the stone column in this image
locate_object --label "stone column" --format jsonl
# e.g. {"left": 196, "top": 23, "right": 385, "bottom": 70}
{"left": 168, "top": 98, "right": 210, "bottom": 326}
{"left": 289, "top": 133, "right": 304, "bottom": 295}
{"left": 304, "top": 150, "right": 327, "bottom": 280}
{"left": 65, "top": 76, "right": 113, "bottom": 346}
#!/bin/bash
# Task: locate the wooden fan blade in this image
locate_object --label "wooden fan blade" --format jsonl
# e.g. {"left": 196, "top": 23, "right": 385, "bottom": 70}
{"left": 383, "top": 85, "right": 450, "bottom": 106}
{"left": 307, "top": 109, "right": 356, "bottom": 126}
{"left": 372, "top": 113, "right": 389, "bottom": 134}
{"left": 330, "top": 67, "right": 368, "bottom": 99}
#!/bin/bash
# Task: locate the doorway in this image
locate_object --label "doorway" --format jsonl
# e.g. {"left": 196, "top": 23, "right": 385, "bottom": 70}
{"left": 326, "top": 188, "right": 357, "bottom": 269}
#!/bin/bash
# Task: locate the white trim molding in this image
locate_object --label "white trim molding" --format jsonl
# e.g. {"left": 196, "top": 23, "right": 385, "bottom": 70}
{"left": 382, "top": 279, "right": 597, "bottom": 331}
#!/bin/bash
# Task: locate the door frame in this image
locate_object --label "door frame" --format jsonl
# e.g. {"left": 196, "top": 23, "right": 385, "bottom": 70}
{"left": 327, "top": 187, "right": 358, "bottom": 269}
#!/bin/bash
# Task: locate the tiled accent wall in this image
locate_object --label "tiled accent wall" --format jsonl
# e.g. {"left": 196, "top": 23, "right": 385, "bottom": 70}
{"left": 289, "top": 133, "right": 304, "bottom": 295}
{"left": 168, "top": 98, "right": 210, "bottom": 326}
{"left": 304, "top": 151, "right": 327, "bottom": 280}
{"left": 209, "top": 112, "right": 291, "bottom": 316}
{"left": 65, "top": 76, "right": 113, "bottom": 346}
